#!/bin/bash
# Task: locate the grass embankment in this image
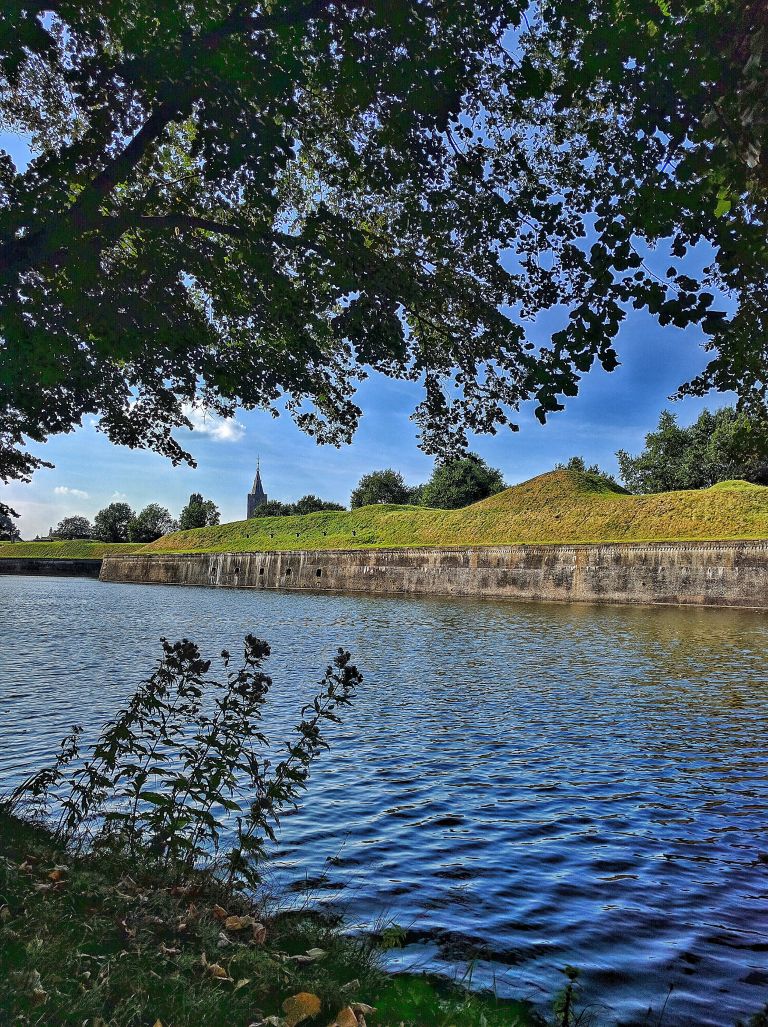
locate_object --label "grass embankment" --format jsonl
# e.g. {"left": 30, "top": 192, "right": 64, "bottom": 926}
{"left": 0, "top": 541, "right": 144, "bottom": 559}
{"left": 0, "top": 813, "right": 536, "bottom": 1027}
{"left": 5, "top": 471, "right": 767, "bottom": 560}
{"left": 145, "top": 470, "right": 768, "bottom": 554}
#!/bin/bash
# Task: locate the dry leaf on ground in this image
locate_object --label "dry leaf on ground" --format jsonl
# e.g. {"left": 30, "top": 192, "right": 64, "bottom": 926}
{"left": 225, "top": 914, "right": 255, "bottom": 931}
{"left": 328, "top": 1006, "right": 358, "bottom": 1027}
{"left": 282, "top": 991, "right": 322, "bottom": 1027}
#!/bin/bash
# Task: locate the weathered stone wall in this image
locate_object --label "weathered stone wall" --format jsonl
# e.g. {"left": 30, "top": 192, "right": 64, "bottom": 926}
{"left": 99, "top": 542, "right": 768, "bottom": 609}
{"left": 0, "top": 557, "right": 102, "bottom": 577}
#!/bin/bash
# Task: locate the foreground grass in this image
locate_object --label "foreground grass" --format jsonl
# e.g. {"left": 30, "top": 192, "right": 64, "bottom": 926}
{"left": 0, "top": 541, "right": 144, "bottom": 559}
{"left": 144, "top": 470, "right": 768, "bottom": 554}
{"left": 0, "top": 814, "right": 537, "bottom": 1027}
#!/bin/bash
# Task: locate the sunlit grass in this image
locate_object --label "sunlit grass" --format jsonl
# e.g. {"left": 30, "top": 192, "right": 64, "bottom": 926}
{"left": 4, "top": 471, "right": 767, "bottom": 560}
{"left": 144, "top": 470, "right": 768, "bottom": 554}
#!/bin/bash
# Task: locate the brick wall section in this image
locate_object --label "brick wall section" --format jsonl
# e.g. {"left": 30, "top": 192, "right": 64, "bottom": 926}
{"left": 99, "top": 542, "right": 768, "bottom": 609}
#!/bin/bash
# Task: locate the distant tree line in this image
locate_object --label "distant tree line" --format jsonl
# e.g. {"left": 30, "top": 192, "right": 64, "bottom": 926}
{"left": 617, "top": 408, "right": 768, "bottom": 493}
{"left": 249, "top": 495, "right": 345, "bottom": 518}
{"left": 350, "top": 454, "right": 506, "bottom": 511}
{"left": 556, "top": 407, "right": 768, "bottom": 494}
{"left": 46, "top": 493, "right": 220, "bottom": 543}
{"left": 244, "top": 454, "right": 508, "bottom": 518}
{"left": 8, "top": 405, "right": 766, "bottom": 543}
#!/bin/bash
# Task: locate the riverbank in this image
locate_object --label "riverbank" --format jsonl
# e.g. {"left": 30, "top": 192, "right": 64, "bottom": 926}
{"left": 0, "top": 812, "right": 537, "bottom": 1027}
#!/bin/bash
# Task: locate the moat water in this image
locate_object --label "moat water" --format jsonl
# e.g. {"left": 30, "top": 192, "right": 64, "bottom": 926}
{"left": 1, "top": 575, "right": 767, "bottom": 1025}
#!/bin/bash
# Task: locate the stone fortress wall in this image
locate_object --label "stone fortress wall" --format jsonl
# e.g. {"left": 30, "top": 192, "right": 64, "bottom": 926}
{"left": 99, "top": 541, "right": 768, "bottom": 609}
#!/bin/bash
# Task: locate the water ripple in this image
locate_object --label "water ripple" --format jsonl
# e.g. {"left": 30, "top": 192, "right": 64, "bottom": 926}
{"left": 1, "top": 575, "right": 767, "bottom": 1025}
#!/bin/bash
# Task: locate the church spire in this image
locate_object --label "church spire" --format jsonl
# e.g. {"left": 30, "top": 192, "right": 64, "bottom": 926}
{"left": 247, "top": 458, "right": 268, "bottom": 518}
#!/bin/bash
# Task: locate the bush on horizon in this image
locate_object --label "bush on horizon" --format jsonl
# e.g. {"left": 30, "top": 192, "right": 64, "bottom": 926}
{"left": 420, "top": 453, "right": 506, "bottom": 510}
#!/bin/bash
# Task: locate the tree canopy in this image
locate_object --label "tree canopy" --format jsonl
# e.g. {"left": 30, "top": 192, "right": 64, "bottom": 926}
{"left": 128, "top": 503, "right": 177, "bottom": 542}
{"left": 617, "top": 407, "right": 768, "bottom": 493}
{"left": 179, "top": 493, "right": 220, "bottom": 531}
{"left": 51, "top": 514, "right": 93, "bottom": 539}
{"left": 1, "top": 0, "right": 766, "bottom": 511}
{"left": 0, "top": 509, "right": 20, "bottom": 540}
{"left": 93, "top": 501, "right": 135, "bottom": 542}
{"left": 350, "top": 470, "right": 410, "bottom": 508}
{"left": 421, "top": 453, "right": 506, "bottom": 509}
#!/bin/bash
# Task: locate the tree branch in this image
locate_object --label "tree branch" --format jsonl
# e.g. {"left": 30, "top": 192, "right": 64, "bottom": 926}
{"left": 0, "top": 0, "right": 341, "bottom": 281}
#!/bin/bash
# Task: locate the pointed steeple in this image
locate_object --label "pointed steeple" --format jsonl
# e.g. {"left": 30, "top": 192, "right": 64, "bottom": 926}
{"left": 247, "top": 458, "right": 268, "bottom": 518}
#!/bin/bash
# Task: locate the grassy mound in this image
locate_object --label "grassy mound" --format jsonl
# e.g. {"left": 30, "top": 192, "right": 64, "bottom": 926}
{"left": 0, "top": 540, "right": 144, "bottom": 559}
{"left": 143, "top": 470, "right": 768, "bottom": 554}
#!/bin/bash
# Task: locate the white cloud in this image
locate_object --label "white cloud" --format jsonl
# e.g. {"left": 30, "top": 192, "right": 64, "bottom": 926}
{"left": 182, "top": 403, "right": 245, "bottom": 443}
{"left": 110, "top": 491, "right": 129, "bottom": 502}
{"left": 53, "top": 486, "right": 89, "bottom": 499}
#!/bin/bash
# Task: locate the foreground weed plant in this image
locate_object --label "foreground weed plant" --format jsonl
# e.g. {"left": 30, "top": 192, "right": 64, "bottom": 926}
{"left": 2, "top": 635, "right": 361, "bottom": 892}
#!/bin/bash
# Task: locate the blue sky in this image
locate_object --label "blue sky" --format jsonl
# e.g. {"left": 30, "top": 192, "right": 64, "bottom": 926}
{"left": 1, "top": 130, "right": 735, "bottom": 538}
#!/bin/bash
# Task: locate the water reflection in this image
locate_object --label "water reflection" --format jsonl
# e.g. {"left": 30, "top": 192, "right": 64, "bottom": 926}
{"left": 1, "top": 576, "right": 767, "bottom": 1025}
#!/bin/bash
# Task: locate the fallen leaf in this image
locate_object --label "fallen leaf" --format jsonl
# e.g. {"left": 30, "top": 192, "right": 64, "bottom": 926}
{"left": 290, "top": 947, "right": 326, "bottom": 965}
{"left": 207, "top": 962, "right": 232, "bottom": 981}
{"left": 351, "top": 1004, "right": 376, "bottom": 1016}
{"left": 153, "top": 1021, "right": 163, "bottom": 1027}
{"left": 339, "top": 979, "right": 360, "bottom": 993}
{"left": 252, "top": 921, "right": 267, "bottom": 945}
{"left": 282, "top": 991, "right": 322, "bottom": 1027}
{"left": 225, "top": 914, "right": 255, "bottom": 931}
{"left": 0, "top": 906, "right": 11, "bottom": 922}
{"left": 212, "top": 904, "right": 229, "bottom": 921}
{"left": 234, "top": 977, "right": 251, "bottom": 992}
{"left": 48, "top": 867, "right": 66, "bottom": 882}
{"left": 329, "top": 1007, "right": 358, "bottom": 1027}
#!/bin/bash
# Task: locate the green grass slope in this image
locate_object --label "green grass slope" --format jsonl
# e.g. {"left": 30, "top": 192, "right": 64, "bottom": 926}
{"left": 0, "top": 540, "right": 145, "bottom": 559}
{"left": 144, "top": 470, "right": 768, "bottom": 554}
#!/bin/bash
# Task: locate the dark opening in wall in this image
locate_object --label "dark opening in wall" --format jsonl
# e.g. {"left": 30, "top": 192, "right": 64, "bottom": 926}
{"left": 259, "top": 568, "right": 264, "bottom": 576}
{"left": 316, "top": 568, "right": 322, "bottom": 577}
{"left": 285, "top": 567, "right": 292, "bottom": 576}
